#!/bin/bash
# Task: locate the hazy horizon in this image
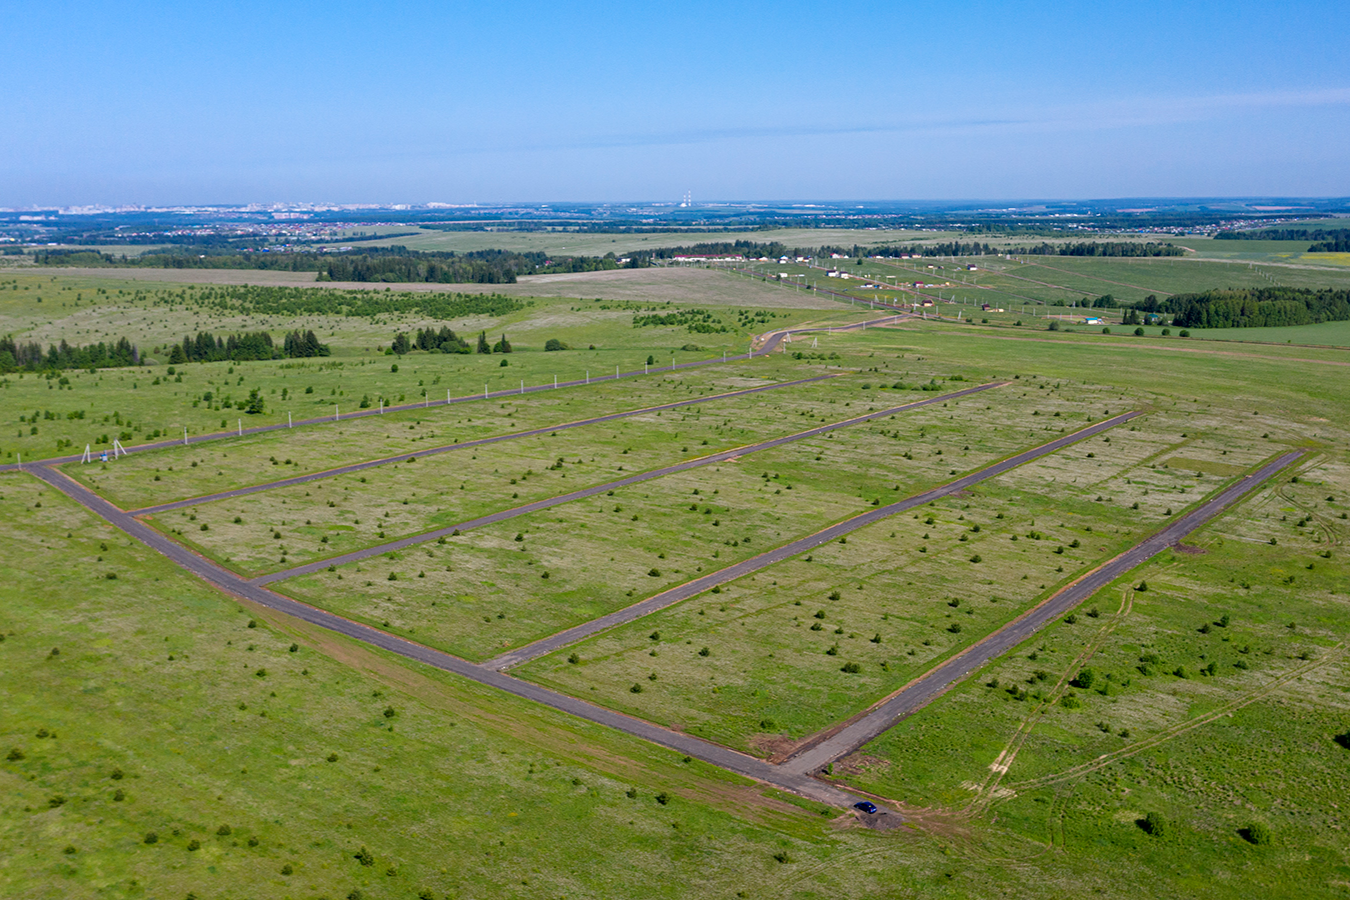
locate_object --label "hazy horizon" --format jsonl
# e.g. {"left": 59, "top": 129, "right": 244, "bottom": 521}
{"left": 4, "top": 0, "right": 1347, "bottom": 206}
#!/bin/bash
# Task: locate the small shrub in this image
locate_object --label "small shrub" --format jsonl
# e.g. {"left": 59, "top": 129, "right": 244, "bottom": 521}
{"left": 698, "top": 647, "right": 710, "bottom": 657}
{"left": 383, "top": 706, "right": 396, "bottom": 718}
{"left": 773, "top": 850, "right": 790, "bottom": 863}
{"left": 840, "top": 662, "right": 862, "bottom": 674}
{"left": 187, "top": 839, "right": 201, "bottom": 851}
{"left": 327, "top": 753, "right": 339, "bottom": 762}
{"left": 5, "top": 748, "right": 23, "bottom": 761}
{"left": 655, "top": 792, "right": 669, "bottom": 805}
{"left": 1241, "top": 822, "right": 1272, "bottom": 845}
{"left": 144, "top": 832, "right": 159, "bottom": 844}
{"left": 217, "top": 825, "right": 232, "bottom": 836}
{"left": 1141, "top": 811, "right": 1170, "bottom": 838}
{"left": 281, "top": 863, "right": 294, "bottom": 875}
{"left": 354, "top": 846, "right": 374, "bottom": 866}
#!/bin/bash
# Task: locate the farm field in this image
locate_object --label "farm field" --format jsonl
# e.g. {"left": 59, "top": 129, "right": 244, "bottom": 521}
{"left": 4, "top": 263, "right": 1350, "bottom": 899}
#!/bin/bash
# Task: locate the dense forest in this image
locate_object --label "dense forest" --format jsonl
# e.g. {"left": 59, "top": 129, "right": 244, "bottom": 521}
{"left": 1160, "top": 288, "right": 1350, "bottom": 329}
{"left": 1308, "top": 234, "right": 1350, "bottom": 252}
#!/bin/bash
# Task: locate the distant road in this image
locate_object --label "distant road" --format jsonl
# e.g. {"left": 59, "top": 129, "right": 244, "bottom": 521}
{"left": 778, "top": 449, "right": 1307, "bottom": 775}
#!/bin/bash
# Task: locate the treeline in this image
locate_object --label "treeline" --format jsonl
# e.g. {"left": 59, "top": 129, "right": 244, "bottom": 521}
{"left": 391, "top": 329, "right": 508, "bottom": 354}
{"left": 870, "top": 241, "right": 1182, "bottom": 258}
{"left": 391, "top": 327, "right": 471, "bottom": 355}
{"left": 1215, "top": 227, "right": 1350, "bottom": 242}
{"left": 166, "top": 329, "right": 330, "bottom": 364}
{"left": 190, "top": 285, "right": 524, "bottom": 321}
{"left": 0, "top": 336, "right": 139, "bottom": 373}
{"left": 34, "top": 245, "right": 625, "bottom": 284}
{"left": 1309, "top": 234, "right": 1350, "bottom": 252}
{"left": 1161, "top": 288, "right": 1350, "bottom": 329}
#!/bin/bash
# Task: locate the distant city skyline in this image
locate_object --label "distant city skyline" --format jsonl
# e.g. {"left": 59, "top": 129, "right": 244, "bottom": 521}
{"left": 2, "top": 0, "right": 1347, "bottom": 206}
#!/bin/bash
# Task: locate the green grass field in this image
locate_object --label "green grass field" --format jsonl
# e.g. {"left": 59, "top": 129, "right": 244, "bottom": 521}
{"left": 4, "top": 268, "right": 1350, "bottom": 899}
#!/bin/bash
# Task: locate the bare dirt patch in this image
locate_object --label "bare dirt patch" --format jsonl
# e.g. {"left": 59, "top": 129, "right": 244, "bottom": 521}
{"left": 1171, "top": 542, "right": 1208, "bottom": 555}
{"left": 750, "top": 733, "right": 806, "bottom": 758}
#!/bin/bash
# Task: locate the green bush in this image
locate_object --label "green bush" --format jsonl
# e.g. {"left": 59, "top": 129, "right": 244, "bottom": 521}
{"left": 544, "top": 338, "right": 569, "bottom": 351}
{"left": 1141, "top": 811, "right": 1170, "bottom": 838}
{"left": 1242, "top": 822, "right": 1272, "bottom": 845}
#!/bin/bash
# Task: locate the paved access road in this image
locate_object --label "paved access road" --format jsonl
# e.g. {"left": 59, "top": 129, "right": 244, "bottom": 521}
{"left": 778, "top": 449, "right": 1307, "bottom": 776}
{"left": 132, "top": 372, "right": 842, "bottom": 515}
{"left": 254, "top": 380, "right": 1007, "bottom": 586}
{"left": 29, "top": 463, "right": 861, "bottom": 808}
{"left": 1, "top": 314, "right": 908, "bottom": 473}
{"left": 486, "top": 409, "right": 1144, "bottom": 670}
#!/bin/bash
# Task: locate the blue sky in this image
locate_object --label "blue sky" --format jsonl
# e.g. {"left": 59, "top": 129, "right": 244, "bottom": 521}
{"left": 2, "top": 0, "right": 1347, "bottom": 205}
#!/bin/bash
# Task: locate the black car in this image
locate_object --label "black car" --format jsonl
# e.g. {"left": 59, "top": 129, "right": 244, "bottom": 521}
{"left": 853, "top": 801, "right": 878, "bottom": 814}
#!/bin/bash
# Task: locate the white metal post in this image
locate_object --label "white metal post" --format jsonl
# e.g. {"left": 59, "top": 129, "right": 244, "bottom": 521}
{"left": 183, "top": 426, "right": 188, "bottom": 445}
{"left": 82, "top": 444, "right": 91, "bottom": 463}
{"left": 484, "top": 384, "right": 488, "bottom": 399}
{"left": 334, "top": 406, "right": 338, "bottom": 421}
{"left": 554, "top": 375, "right": 557, "bottom": 389}
{"left": 288, "top": 412, "right": 292, "bottom": 428}
{"left": 239, "top": 419, "right": 243, "bottom": 435}
{"left": 520, "top": 380, "right": 523, "bottom": 394}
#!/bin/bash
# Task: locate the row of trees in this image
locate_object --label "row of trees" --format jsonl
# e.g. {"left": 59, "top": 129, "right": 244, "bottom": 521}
{"left": 166, "top": 330, "right": 329, "bottom": 364}
{"left": 0, "top": 336, "right": 139, "bottom": 373}
{"left": 35, "top": 246, "right": 627, "bottom": 284}
{"left": 182, "top": 285, "right": 525, "bottom": 321}
{"left": 1215, "top": 227, "right": 1350, "bottom": 242}
{"left": 391, "top": 329, "right": 510, "bottom": 354}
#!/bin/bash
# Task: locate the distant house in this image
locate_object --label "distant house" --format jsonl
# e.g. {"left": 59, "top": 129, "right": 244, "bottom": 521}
{"left": 1084, "top": 316, "right": 1103, "bottom": 325}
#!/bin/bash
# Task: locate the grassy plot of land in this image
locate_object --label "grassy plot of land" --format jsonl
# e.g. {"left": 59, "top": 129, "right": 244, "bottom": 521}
{"left": 834, "top": 459, "right": 1350, "bottom": 898}
{"left": 513, "top": 403, "right": 1270, "bottom": 751}
{"left": 60, "top": 361, "right": 843, "bottom": 508}
{"left": 253, "top": 382, "right": 1129, "bottom": 655}
{"left": 0, "top": 471, "right": 913, "bottom": 900}
{"left": 142, "top": 373, "right": 969, "bottom": 574}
